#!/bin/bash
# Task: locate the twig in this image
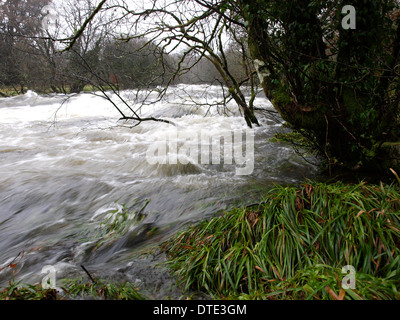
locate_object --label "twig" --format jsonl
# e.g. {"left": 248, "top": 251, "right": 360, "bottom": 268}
{"left": 81, "top": 265, "right": 96, "bottom": 284}
{"left": 0, "top": 251, "right": 24, "bottom": 272}
{"left": 324, "top": 114, "right": 332, "bottom": 176}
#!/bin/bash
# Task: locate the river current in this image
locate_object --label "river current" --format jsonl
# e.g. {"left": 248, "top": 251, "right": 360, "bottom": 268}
{"left": 0, "top": 84, "right": 318, "bottom": 298}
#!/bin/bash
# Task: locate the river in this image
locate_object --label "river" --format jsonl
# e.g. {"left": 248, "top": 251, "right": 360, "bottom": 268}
{"left": 0, "top": 84, "right": 318, "bottom": 298}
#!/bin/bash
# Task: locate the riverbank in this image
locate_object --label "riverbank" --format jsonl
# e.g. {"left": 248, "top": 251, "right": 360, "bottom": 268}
{"left": 2, "top": 179, "right": 399, "bottom": 300}
{"left": 161, "top": 180, "right": 400, "bottom": 300}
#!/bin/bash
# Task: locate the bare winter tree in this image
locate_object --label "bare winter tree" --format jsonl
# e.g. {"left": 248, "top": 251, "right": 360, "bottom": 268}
{"left": 45, "top": 0, "right": 116, "bottom": 93}
{"left": 55, "top": 0, "right": 263, "bottom": 128}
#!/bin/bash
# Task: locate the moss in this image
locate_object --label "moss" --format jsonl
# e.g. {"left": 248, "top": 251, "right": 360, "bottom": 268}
{"left": 271, "top": 85, "right": 292, "bottom": 107}
{"left": 269, "top": 131, "right": 316, "bottom": 155}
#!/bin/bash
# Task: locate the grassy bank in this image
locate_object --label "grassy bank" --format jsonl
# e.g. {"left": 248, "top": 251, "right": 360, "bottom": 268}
{"left": 161, "top": 181, "right": 400, "bottom": 300}
{"left": 2, "top": 181, "right": 400, "bottom": 300}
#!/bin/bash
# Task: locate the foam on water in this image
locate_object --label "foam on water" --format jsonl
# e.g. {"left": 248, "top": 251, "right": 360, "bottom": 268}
{"left": 0, "top": 85, "right": 317, "bottom": 297}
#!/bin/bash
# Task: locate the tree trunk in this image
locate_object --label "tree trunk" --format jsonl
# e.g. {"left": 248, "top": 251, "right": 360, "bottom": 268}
{"left": 241, "top": 0, "right": 400, "bottom": 172}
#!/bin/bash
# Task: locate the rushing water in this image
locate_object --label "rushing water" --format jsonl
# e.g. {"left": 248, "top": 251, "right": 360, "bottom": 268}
{"left": 0, "top": 85, "right": 318, "bottom": 298}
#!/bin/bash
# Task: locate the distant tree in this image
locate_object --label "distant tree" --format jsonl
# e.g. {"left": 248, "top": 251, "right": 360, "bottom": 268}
{"left": 55, "top": 0, "right": 110, "bottom": 93}
{"left": 0, "top": 0, "right": 51, "bottom": 93}
{"left": 100, "top": 38, "right": 176, "bottom": 89}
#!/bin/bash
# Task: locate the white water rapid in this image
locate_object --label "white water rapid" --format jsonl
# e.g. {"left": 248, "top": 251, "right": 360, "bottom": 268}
{"left": 0, "top": 85, "right": 318, "bottom": 298}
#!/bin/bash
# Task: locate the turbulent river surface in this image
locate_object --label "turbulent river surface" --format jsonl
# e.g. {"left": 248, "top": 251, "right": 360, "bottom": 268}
{"left": 0, "top": 84, "right": 318, "bottom": 298}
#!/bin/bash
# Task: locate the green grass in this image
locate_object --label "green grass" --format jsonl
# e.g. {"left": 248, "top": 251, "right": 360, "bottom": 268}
{"left": 60, "top": 278, "right": 147, "bottom": 300}
{"left": 161, "top": 181, "right": 400, "bottom": 300}
{"left": 0, "top": 87, "right": 28, "bottom": 97}
{"left": 270, "top": 130, "right": 316, "bottom": 152}
{"left": 0, "top": 281, "right": 58, "bottom": 300}
{"left": 0, "top": 279, "right": 147, "bottom": 300}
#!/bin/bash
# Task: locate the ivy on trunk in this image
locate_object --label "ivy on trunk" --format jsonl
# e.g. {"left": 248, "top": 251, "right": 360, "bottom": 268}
{"left": 241, "top": 0, "right": 400, "bottom": 172}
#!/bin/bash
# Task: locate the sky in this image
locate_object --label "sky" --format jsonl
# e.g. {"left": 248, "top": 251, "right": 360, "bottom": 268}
{"left": 45, "top": 0, "right": 231, "bottom": 54}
